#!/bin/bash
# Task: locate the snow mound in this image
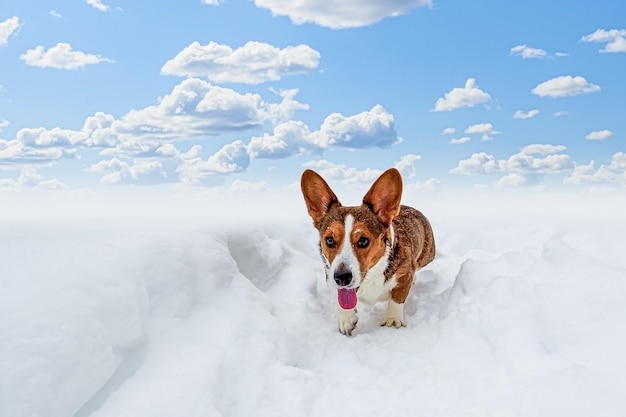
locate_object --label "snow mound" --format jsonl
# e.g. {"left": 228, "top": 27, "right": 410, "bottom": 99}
{"left": 2, "top": 214, "right": 626, "bottom": 417}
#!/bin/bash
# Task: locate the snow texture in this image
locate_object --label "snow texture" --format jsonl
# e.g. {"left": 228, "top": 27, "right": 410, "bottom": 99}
{"left": 2, "top": 210, "right": 626, "bottom": 417}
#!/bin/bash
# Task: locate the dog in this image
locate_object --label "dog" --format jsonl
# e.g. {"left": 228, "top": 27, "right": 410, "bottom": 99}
{"left": 301, "top": 168, "right": 435, "bottom": 336}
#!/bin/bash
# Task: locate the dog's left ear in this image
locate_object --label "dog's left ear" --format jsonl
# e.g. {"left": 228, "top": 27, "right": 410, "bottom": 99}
{"left": 301, "top": 169, "right": 341, "bottom": 229}
{"left": 362, "top": 168, "right": 403, "bottom": 228}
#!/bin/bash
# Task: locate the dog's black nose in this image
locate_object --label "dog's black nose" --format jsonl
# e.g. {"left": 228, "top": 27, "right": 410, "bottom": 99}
{"left": 333, "top": 265, "right": 353, "bottom": 287}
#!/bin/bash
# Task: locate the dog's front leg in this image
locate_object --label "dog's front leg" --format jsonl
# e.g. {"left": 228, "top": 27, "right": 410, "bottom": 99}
{"left": 382, "top": 277, "right": 411, "bottom": 328}
{"left": 332, "top": 288, "right": 358, "bottom": 336}
{"left": 382, "top": 299, "right": 405, "bottom": 328}
{"left": 336, "top": 304, "right": 358, "bottom": 336}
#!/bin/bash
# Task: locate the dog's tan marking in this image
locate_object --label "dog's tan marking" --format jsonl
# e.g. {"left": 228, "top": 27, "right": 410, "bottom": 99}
{"left": 301, "top": 168, "right": 436, "bottom": 335}
{"left": 350, "top": 220, "right": 387, "bottom": 279}
{"left": 321, "top": 220, "right": 346, "bottom": 266}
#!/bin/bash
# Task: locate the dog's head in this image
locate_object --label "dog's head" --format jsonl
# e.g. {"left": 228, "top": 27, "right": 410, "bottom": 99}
{"left": 300, "top": 168, "right": 403, "bottom": 309}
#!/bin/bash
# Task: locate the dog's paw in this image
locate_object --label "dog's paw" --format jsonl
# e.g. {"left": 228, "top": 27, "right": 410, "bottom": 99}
{"left": 381, "top": 316, "right": 406, "bottom": 328}
{"left": 337, "top": 308, "right": 358, "bottom": 336}
{"left": 382, "top": 300, "right": 405, "bottom": 328}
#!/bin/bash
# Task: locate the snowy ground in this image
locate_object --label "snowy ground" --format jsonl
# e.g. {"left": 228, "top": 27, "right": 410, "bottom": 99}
{"left": 3, "top": 195, "right": 626, "bottom": 417}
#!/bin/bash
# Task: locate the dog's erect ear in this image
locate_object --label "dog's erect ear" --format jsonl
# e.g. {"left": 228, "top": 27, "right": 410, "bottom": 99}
{"left": 362, "top": 168, "right": 403, "bottom": 228}
{"left": 301, "top": 169, "right": 341, "bottom": 229}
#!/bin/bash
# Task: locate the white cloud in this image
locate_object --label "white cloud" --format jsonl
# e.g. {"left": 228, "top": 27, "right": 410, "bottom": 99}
{"left": 553, "top": 110, "right": 568, "bottom": 117}
{"left": 450, "top": 137, "right": 470, "bottom": 145}
{"left": 450, "top": 144, "right": 573, "bottom": 178}
{"left": 585, "top": 129, "right": 613, "bottom": 141}
{"left": 302, "top": 160, "right": 383, "bottom": 187}
{"left": 247, "top": 120, "right": 313, "bottom": 159}
{"left": 228, "top": 179, "right": 268, "bottom": 193}
{"left": 0, "top": 113, "right": 123, "bottom": 169}
{"left": 0, "top": 16, "right": 20, "bottom": 47}
{"left": 110, "top": 80, "right": 307, "bottom": 149}
{"left": 581, "top": 29, "right": 626, "bottom": 53}
{"left": 161, "top": 41, "right": 320, "bottom": 84}
{"left": 18, "top": 169, "right": 45, "bottom": 187}
{"left": 133, "top": 140, "right": 250, "bottom": 185}
{"left": 495, "top": 173, "right": 527, "bottom": 187}
{"left": 513, "top": 109, "right": 539, "bottom": 119}
{"left": 37, "top": 178, "right": 67, "bottom": 190}
{"left": 85, "top": 0, "right": 111, "bottom": 12}
{"left": 86, "top": 158, "right": 168, "bottom": 185}
{"left": 510, "top": 44, "right": 548, "bottom": 59}
{"left": 520, "top": 144, "right": 566, "bottom": 155}
{"left": 405, "top": 178, "right": 442, "bottom": 193}
{"left": 265, "top": 88, "right": 311, "bottom": 124}
{"left": 601, "top": 36, "right": 626, "bottom": 53}
{"left": 506, "top": 152, "right": 572, "bottom": 174}
{"left": 81, "top": 112, "right": 119, "bottom": 147}
{"left": 0, "top": 119, "right": 8, "bottom": 132}
{"left": 531, "top": 75, "right": 600, "bottom": 98}
{"left": 563, "top": 161, "right": 616, "bottom": 185}
{"left": 394, "top": 154, "right": 422, "bottom": 178}
{"left": 0, "top": 112, "right": 124, "bottom": 170}
{"left": 201, "top": 0, "right": 223, "bottom": 4}
{"left": 248, "top": 105, "right": 400, "bottom": 158}
{"left": 177, "top": 140, "right": 251, "bottom": 184}
{"left": 0, "top": 81, "right": 305, "bottom": 178}
{"left": 9, "top": 116, "right": 118, "bottom": 150}
{"left": 0, "top": 138, "right": 76, "bottom": 169}
{"left": 464, "top": 122, "right": 501, "bottom": 141}
{"left": 49, "top": 10, "right": 63, "bottom": 18}
{"left": 433, "top": 78, "right": 491, "bottom": 112}
{"left": 302, "top": 153, "right": 427, "bottom": 190}
{"left": 20, "top": 42, "right": 114, "bottom": 70}
{"left": 16, "top": 127, "right": 85, "bottom": 148}
{"left": 254, "top": 0, "right": 431, "bottom": 29}
{"left": 0, "top": 168, "right": 66, "bottom": 190}
{"left": 464, "top": 123, "right": 493, "bottom": 135}
{"left": 563, "top": 153, "right": 626, "bottom": 186}
{"left": 319, "top": 104, "right": 400, "bottom": 148}
{"left": 0, "top": 177, "right": 18, "bottom": 191}
{"left": 449, "top": 152, "right": 504, "bottom": 175}
{"left": 441, "top": 127, "right": 455, "bottom": 135}
{"left": 609, "top": 152, "right": 626, "bottom": 171}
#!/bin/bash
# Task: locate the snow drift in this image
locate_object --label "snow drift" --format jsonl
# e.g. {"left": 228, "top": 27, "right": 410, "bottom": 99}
{"left": 2, "top": 200, "right": 626, "bottom": 417}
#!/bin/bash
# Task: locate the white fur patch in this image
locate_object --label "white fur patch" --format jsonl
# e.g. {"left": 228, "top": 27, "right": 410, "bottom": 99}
{"left": 357, "top": 263, "right": 394, "bottom": 304}
{"left": 356, "top": 238, "right": 393, "bottom": 304}
{"left": 328, "top": 214, "right": 360, "bottom": 289}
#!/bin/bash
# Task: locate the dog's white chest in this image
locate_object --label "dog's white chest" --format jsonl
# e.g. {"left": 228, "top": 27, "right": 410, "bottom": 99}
{"left": 356, "top": 224, "right": 396, "bottom": 304}
{"left": 357, "top": 263, "right": 396, "bottom": 304}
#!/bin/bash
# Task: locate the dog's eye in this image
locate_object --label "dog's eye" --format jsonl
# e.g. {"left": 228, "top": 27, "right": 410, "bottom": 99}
{"left": 357, "top": 236, "right": 370, "bottom": 248}
{"left": 325, "top": 236, "right": 336, "bottom": 248}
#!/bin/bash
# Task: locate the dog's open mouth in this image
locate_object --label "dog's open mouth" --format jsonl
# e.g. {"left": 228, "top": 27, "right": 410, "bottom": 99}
{"left": 337, "top": 287, "right": 358, "bottom": 310}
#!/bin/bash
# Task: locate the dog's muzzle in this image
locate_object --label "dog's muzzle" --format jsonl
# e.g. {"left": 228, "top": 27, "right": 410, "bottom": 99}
{"left": 333, "top": 263, "right": 353, "bottom": 287}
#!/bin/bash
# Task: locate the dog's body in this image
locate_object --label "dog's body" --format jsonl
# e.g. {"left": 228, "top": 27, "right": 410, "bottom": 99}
{"left": 301, "top": 168, "right": 435, "bottom": 335}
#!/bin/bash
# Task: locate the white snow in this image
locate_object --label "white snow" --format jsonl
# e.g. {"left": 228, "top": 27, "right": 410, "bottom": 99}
{"left": 2, "top": 195, "right": 626, "bottom": 417}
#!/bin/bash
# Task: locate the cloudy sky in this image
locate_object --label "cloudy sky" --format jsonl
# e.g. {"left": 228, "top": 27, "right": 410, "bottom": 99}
{"left": 1, "top": 0, "right": 625, "bottom": 202}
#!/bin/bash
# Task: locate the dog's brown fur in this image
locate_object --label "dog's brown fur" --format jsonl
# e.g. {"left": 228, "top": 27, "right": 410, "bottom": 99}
{"left": 301, "top": 168, "right": 435, "bottom": 334}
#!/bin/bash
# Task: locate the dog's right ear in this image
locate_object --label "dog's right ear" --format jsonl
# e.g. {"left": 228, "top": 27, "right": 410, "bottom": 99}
{"left": 300, "top": 169, "right": 341, "bottom": 229}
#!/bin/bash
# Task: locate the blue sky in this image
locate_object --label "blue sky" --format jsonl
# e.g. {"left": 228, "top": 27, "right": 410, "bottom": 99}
{"left": 1, "top": 0, "right": 625, "bottom": 202}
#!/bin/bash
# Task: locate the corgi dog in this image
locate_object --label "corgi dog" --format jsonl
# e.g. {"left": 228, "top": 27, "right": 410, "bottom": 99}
{"left": 301, "top": 168, "right": 435, "bottom": 336}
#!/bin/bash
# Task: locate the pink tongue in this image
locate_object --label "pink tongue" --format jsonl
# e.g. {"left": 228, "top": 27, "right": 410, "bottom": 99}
{"left": 338, "top": 288, "right": 358, "bottom": 310}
